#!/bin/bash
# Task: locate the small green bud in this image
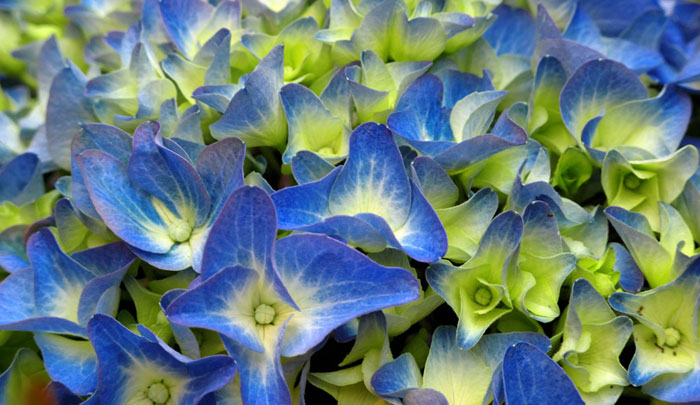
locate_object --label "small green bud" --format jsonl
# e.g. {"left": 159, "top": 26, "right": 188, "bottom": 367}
{"left": 147, "top": 382, "right": 170, "bottom": 404}
{"left": 664, "top": 327, "right": 681, "bottom": 348}
{"left": 623, "top": 173, "right": 641, "bottom": 190}
{"left": 474, "top": 286, "right": 492, "bottom": 307}
{"left": 168, "top": 219, "right": 192, "bottom": 243}
{"left": 254, "top": 304, "right": 276, "bottom": 325}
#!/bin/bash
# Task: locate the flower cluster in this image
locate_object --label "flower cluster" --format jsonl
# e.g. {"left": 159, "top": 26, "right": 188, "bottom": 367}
{"left": 0, "top": 0, "right": 699, "bottom": 403}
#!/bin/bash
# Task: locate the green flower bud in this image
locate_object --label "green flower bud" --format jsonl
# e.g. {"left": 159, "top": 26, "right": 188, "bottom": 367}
{"left": 473, "top": 286, "right": 492, "bottom": 306}
{"left": 254, "top": 304, "right": 276, "bottom": 325}
{"left": 147, "top": 382, "right": 170, "bottom": 404}
{"left": 623, "top": 173, "right": 641, "bottom": 190}
{"left": 168, "top": 219, "right": 192, "bottom": 243}
{"left": 664, "top": 327, "right": 681, "bottom": 348}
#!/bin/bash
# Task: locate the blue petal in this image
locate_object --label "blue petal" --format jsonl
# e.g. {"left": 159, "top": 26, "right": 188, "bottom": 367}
{"left": 29, "top": 229, "right": 96, "bottom": 318}
{"left": 410, "top": 156, "right": 459, "bottom": 209}
{"left": 433, "top": 134, "right": 526, "bottom": 174}
{"left": 159, "top": 0, "right": 214, "bottom": 59}
{"left": 319, "top": 64, "right": 355, "bottom": 127}
{"left": 0, "top": 225, "right": 29, "bottom": 273}
{"left": 484, "top": 5, "right": 536, "bottom": 57}
{"left": 46, "top": 64, "right": 97, "bottom": 169}
{"left": 34, "top": 333, "right": 97, "bottom": 396}
{"left": 559, "top": 59, "right": 647, "bottom": 139}
{"left": 274, "top": 233, "right": 421, "bottom": 356}
{"left": 290, "top": 151, "right": 336, "bottom": 184}
{"left": 392, "top": 181, "right": 448, "bottom": 263}
{"left": 0, "top": 153, "right": 43, "bottom": 205}
{"left": 210, "top": 45, "right": 287, "bottom": 148}
{"left": 502, "top": 343, "right": 584, "bottom": 404}
{"left": 434, "top": 69, "right": 495, "bottom": 109}
{"left": 562, "top": 6, "right": 603, "bottom": 50}
{"left": 590, "top": 85, "right": 692, "bottom": 156}
{"left": 371, "top": 353, "right": 421, "bottom": 397}
{"left": 610, "top": 242, "right": 644, "bottom": 293}
{"left": 201, "top": 186, "right": 278, "bottom": 280}
{"left": 272, "top": 167, "right": 340, "bottom": 228}
{"left": 192, "top": 84, "right": 239, "bottom": 114}
{"left": 642, "top": 366, "right": 700, "bottom": 403}
{"left": 577, "top": 0, "right": 661, "bottom": 36}
{"left": 77, "top": 149, "right": 172, "bottom": 253}
{"left": 70, "top": 240, "right": 136, "bottom": 277}
{"left": 619, "top": 9, "right": 667, "bottom": 50}
{"left": 195, "top": 137, "right": 246, "bottom": 220}
{"left": 387, "top": 75, "right": 452, "bottom": 143}
{"left": 328, "top": 123, "right": 411, "bottom": 229}
{"left": 70, "top": 123, "right": 132, "bottom": 219}
{"left": 128, "top": 121, "right": 210, "bottom": 227}
{"left": 281, "top": 214, "right": 391, "bottom": 252}
{"left": 221, "top": 331, "right": 290, "bottom": 405}
{"left": 160, "top": 289, "right": 201, "bottom": 359}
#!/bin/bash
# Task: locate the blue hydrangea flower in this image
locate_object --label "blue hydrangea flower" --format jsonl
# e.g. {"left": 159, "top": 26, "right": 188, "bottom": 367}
{"left": 166, "top": 185, "right": 421, "bottom": 403}
{"left": 86, "top": 314, "right": 236, "bottom": 404}
{"left": 0, "top": 229, "right": 134, "bottom": 337}
{"left": 75, "top": 121, "right": 246, "bottom": 271}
